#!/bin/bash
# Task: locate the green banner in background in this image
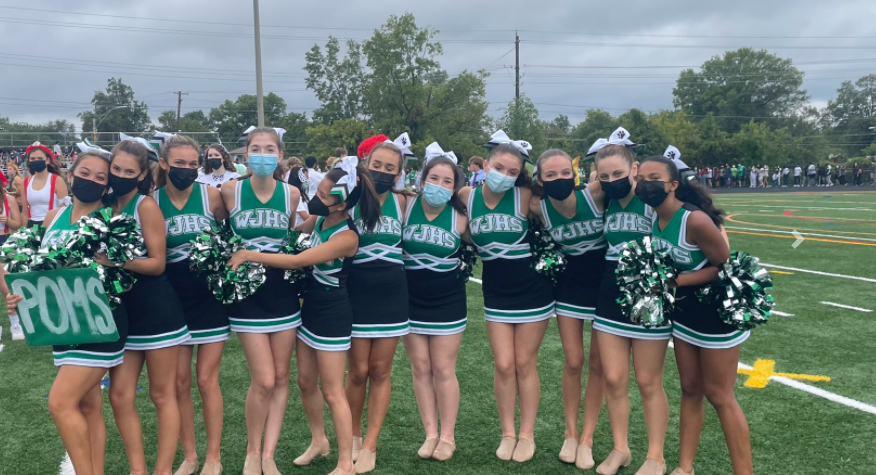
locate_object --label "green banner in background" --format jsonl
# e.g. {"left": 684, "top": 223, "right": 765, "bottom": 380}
{"left": 6, "top": 268, "right": 119, "bottom": 346}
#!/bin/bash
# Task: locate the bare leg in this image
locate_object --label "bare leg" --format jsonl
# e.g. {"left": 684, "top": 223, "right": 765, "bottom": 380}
{"left": 673, "top": 340, "right": 704, "bottom": 474}
{"left": 175, "top": 345, "right": 198, "bottom": 465}
{"left": 81, "top": 384, "right": 108, "bottom": 475}
{"left": 195, "top": 342, "right": 226, "bottom": 463}
{"left": 595, "top": 331, "right": 632, "bottom": 453}
{"left": 48, "top": 366, "right": 106, "bottom": 475}
{"left": 361, "top": 337, "right": 400, "bottom": 451}
{"left": 345, "top": 338, "right": 372, "bottom": 438}
{"left": 403, "top": 333, "right": 438, "bottom": 439}
{"left": 580, "top": 329, "right": 604, "bottom": 447}
{"left": 261, "top": 329, "right": 296, "bottom": 459}
{"left": 631, "top": 339, "right": 670, "bottom": 464}
{"left": 486, "top": 322, "right": 518, "bottom": 438}
{"left": 702, "top": 346, "right": 753, "bottom": 475}
{"left": 514, "top": 320, "right": 549, "bottom": 440}
{"left": 109, "top": 350, "right": 148, "bottom": 475}
{"left": 430, "top": 332, "right": 463, "bottom": 442}
{"left": 238, "top": 332, "right": 278, "bottom": 456}
{"left": 145, "top": 346, "right": 182, "bottom": 475}
{"left": 557, "top": 315, "right": 585, "bottom": 440}
{"left": 318, "top": 349, "right": 355, "bottom": 473}
{"left": 296, "top": 339, "right": 329, "bottom": 448}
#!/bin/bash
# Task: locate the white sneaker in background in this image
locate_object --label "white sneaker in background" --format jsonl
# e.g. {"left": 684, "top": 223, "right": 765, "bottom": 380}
{"left": 11, "top": 322, "right": 24, "bottom": 341}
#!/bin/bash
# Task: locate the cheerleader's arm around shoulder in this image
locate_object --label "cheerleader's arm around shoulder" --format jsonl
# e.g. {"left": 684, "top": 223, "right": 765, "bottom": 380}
{"left": 674, "top": 211, "right": 730, "bottom": 288}
{"left": 229, "top": 229, "right": 359, "bottom": 271}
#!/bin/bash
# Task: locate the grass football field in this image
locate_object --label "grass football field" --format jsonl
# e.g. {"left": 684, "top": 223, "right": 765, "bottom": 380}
{"left": 1, "top": 190, "right": 875, "bottom": 475}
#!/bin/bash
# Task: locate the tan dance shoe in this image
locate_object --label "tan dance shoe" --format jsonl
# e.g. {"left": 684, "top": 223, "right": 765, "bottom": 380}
{"left": 595, "top": 449, "right": 632, "bottom": 475}
{"left": 242, "top": 454, "right": 261, "bottom": 475}
{"left": 511, "top": 437, "right": 536, "bottom": 463}
{"left": 353, "top": 448, "right": 376, "bottom": 474}
{"left": 417, "top": 438, "right": 439, "bottom": 459}
{"left": 293, "top": 441, "right": 331, "bottom": 466}
{"left": 431, "top": 439, "right": 456, "bottom": 462}
{"left": 575, "top": 444, "right": 595, "bottom": 470}
{"left": 559, "top": 438, "right": 577, "bottom": 463}
{"left": 635, "top": 459, "right": 667, "bottom": 475}
{"left": 669, "top": 467, "right": 694, "bottom": 475}
{"left": 199, "top": 461, "right": 223, "bottom": 475}
{"left": 173, "top": 460, "right": 199, "bottom": 475}
{"left": 496, "top": 436, "right": 516, "bottom": 461}
{"left": 261, "top": 457, "right": 282, "bottom": 475}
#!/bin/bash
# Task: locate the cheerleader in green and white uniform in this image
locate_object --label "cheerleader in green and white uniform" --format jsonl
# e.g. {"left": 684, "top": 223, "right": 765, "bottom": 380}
{"left": 345, "top": 141, "right": 411, "bottom": 473}
{"left": 153, "top": 135, "right": 229, "bottom": 475}
{"left": 401, "top": 145, "right": 469, "bottom": 462}
{"left": 218, "top": 127, "right": 301, "bottom": 475}
{"left": 529, "top": 149, "right": 607, "bottom": 469}
{"left": 458, "top": 134, "right": 555, "bottom": 463}
{"left": 2, "top": 150, "right": 123, "bottom": 475}
{"left": 587, "top": 128, "right": 670, "bottom": 475}
{"left": 637, "top": 155, "right": 752, "bottom": 475}
{"left": 104, "top": 138, "right": 189, "bottom": 475}
{"left": 228, "top": 157, "right": 380, "bottom": 475}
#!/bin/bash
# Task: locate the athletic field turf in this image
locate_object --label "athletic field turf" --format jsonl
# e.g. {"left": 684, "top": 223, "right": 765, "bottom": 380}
{"left": 1, "top": 190, "right": 874, "bottom": 475}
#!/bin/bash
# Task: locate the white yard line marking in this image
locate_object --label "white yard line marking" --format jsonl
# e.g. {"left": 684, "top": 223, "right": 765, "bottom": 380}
{"left": 771, "top": 310, "right": 794, "bottom": 317}
{"left": 723, "top": 204, "right": 874, "bottom": 211}
{"left": 469, "top": 277, "right": 483, "bottom": 284}
{"left": 737, "top": 363, "right": 876, "bottom": 416}
{"left": 760, "top": 264, "right": 876, "bottom": 284}
{"left": 726, "top": 227, "right": 876, "bottom": 242}
{"left": 820, "top": 301, "right": 872, "bottom": 313}
{"left": 0, "top": 326, "right": 4, "bottom": 355}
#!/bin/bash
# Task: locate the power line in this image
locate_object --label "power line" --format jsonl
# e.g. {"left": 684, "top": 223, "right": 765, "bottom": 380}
{"left": 522, "top": 39, "right": 876, "bottom": 51}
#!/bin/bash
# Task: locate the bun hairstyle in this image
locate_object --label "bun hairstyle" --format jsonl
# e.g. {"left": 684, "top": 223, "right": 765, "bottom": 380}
{"left": 243, "top": 127, "right": 287, "bottom": 181}
{"left": 642, "top": 155, "right": 725, "bottom": 227}
{"left": 323, "top": 162, "right": 381, "bottom": 233}
{"left": 531, "top": 148, "right": 574, "bottom": 197}
{"left": 204, "top": 144, "right": 235, "bottom": 174}
{"left": 111, "top": 140, "right": 156, "bottom": 195}
{"left": 594, "top": 144, "right": 635, "bottom": 165}
{"left": 420, "top": 155, "right": 467, "bottom": 214}
{"left": 487, "top": 143, "right": 531, "bottom": 187}
{"left": 155, "top": 135, "right": 201, "bottom": 189}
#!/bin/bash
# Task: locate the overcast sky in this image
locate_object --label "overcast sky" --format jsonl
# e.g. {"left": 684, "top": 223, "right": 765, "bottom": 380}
{"left": 2, "top": 0, "right": 876, "bottom": 133}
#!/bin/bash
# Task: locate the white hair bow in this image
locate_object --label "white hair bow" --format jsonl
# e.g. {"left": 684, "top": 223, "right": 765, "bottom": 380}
{"left": 76, "top": 141, "right": 112, "bottom": 160}
{"left": 332, "top": 156, "right": 359, "bottom": 202}
{"left": 385, "top": 133, "right": 415, "bottom": 157}
{"left": 586, "top": 127, "right": 636, "bottom": 156}
{"left": 242, "top": 125, "right": 287, "bottom": 141}
{"left": 424, "top": 142, "right": 458, "bottom": 165}
{"left": 663, "top": 145, "right": 689, "bottom": 171}
{"left": 487, "top": 130, "right": 532, "bottom": 158}
{"left": 153, "top": 131, "right": 176, "bottom": 144}
{"left": 119, "top": 132, "right": 159, "bottom": 160}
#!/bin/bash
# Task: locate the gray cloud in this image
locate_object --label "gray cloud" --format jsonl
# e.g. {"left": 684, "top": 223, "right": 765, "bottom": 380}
{"left": 2, "top": 0, "right": 876, "bottom": 130}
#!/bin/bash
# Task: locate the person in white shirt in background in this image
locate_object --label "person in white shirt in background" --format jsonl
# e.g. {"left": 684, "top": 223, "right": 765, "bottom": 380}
{"left": 197, "top": 144, "right": 240, "bottom": 188}
{"left": 52, "top": 142, "right": 62, "bottom": 158}
{"left": 782, "top": 166, "right": 790, "bottom": 187}
{"left": 750, "top": 166, "right": 758, "bottom": 188}
{"left": 826, "top": 164, "right": 833, "bottom": 186}
{"left": 807, "top": 163, "right": 817, "bottom": 187}
{"left": 794, "top": 165, "right": 802, "bottom": 186}
{"left": 304, "top": 154, "right": 326, "bottom": 198}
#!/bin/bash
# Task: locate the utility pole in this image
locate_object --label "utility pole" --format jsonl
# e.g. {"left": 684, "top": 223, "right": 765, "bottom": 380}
{"left": 174, "top": 91, "right": 188, "bottom": 132}
{"left": 515, "top": 31, "right": 520, "bottom": 103}
{"left": 253, "top": 0, "right": 265, "bottom": 127}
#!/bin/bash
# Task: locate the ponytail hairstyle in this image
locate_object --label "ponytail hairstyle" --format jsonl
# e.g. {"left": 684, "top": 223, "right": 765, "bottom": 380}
{"left": 642, "top": 155, "right": 725, "bottom": 227}
{"left": 487, "top": 143, "right": 531, "bottom": 187}
{"left": 367, "top": 142, "right": 416, "bottom": 197}
{"left": 286, "top": 166, "right": 309, "bottom": 203}
{"left": 531, "top": 148, "right": 575, "bottom": 197}
{"left": 204, "top": 144, "right": 235, "bottom": 174}
{"left": 243, "top": 127, "right": 287, "bottom": 181}
{"left": 110, "top": 140, "right": 155, "bottom": 195}
{"left": 323, "top": 161, "right": 381, "bottom": 233}
{"left": 155, "top": 135, "right": 200, "bottom": 189}
{"left": 420, "top": 155, "right": 466, "bottom": 214}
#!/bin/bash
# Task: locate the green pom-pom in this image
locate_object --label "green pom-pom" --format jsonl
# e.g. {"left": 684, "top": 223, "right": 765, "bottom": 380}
{"left": 529, "top": 220, "right": 567, "bottom": 285}
{"left": 696, "top": 251, "right": 774, "bottom": 331}
{"left": 456, "top": 243, "right": 478, "bottom": 283}
{"left": 615, "top": 236, "right": 677, "bottom": 327}
{"left": 280, "top": 229, "right": 311, "bottom": 285}
{"left": 189, "top": 221, "right": 266, "bottom": 305}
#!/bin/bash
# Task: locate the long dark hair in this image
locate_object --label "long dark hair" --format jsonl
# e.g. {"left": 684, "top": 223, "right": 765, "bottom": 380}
{"left": 487, "top": 143, "right": 530, "bottom": 187}
{"left": 643, "top": 155, "right": 725, "bottom": 226}
{"left": 111, "top": 140, "right": 155, "bottom": 195}
{"left": 367, "top": 142, "right": 416, "bottom": 197}
{"left": 324, "top": 163, "right": 381, "bottom": 233}
{"left": 204, "top": 144, "right": 235, "bottom": 174}
{"left": 420, "top": 156, "right": 466, "bottom": 214}
{"left": 26, "top": 148, "right": 62, "bottom": 176}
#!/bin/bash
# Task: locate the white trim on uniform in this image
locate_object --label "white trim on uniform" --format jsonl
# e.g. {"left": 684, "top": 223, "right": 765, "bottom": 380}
{"left": 351, "top": 321, "right": 411, "bottom": 339}
{"left": 593, "top": 317, "right": 672, "bottom": 340}
{"left": 52, "top": 349, "right": 125, "bottom": 368}
{"left": 183, "top": 325, "right": 231, "bottom": 345}
{"left": 484, "top": 301, "right": 556, "bottom": 324}
{"left": 229, "top": 313, "right": 302, "bottom": 333}
{"left": 555, "top": 302, "right": 596, "bottom": 320}
{"left": 672, "top": 321, "right": 750, "bottom": 349}
{"left": 297, "top": 326, "right": 352, "bottom": 352}
{"left": 409, "top": 318, "right": 467, "bottom": 336}
{"left": 125, "top": 326, "right": 191, "bottom": 350}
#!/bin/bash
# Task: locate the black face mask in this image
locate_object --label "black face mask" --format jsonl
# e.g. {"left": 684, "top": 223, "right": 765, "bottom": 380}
{"left": 542, "top": 178, "right": 575, "bottom": 201}
{"left": 29, "top": 161, "right": 47, "bottom": 173}
{"left": 601, "top": 176, "right": 632, "bottom": 200}
{"left": 168, "top": 166, "right": 199, "bottom": 190}
{"left": 108, "top": 174, "right": 139, "bottom": 196}
{"left": 635, "top": 180, "right": 671, "bottom": 207}
{"left": 369, "top": 169, "right": 397, "bottom": 194}
{"left": 207, "top": 159, "right": 223, "bottom": 171}
{"left": 308, "top": 195, "right": 339, "bottom": 217}
{"left": 71, "top": 177, "right": 107, "bottom": 203}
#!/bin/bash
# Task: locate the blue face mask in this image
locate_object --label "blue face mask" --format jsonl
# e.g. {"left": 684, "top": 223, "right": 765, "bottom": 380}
{"left": 423, "top": 182, "right": 453, "bottom": 207}
{"left": 486, "top": 168, "right": 517, "bottom": 193}
{"left": 248, "top": 153, "right": 278, "bottom": 177}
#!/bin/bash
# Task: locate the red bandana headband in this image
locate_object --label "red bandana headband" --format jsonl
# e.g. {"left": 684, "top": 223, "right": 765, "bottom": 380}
{"left": 25, "top": 141, "right": 57, "bottom": 161}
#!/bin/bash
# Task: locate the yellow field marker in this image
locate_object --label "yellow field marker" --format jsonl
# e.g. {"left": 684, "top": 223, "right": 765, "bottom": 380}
{"left": 768, "top": 270, "right": 794, "bottom": 275}
{"left": 738, "top": 359, "right": 831, "bottom": 388}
